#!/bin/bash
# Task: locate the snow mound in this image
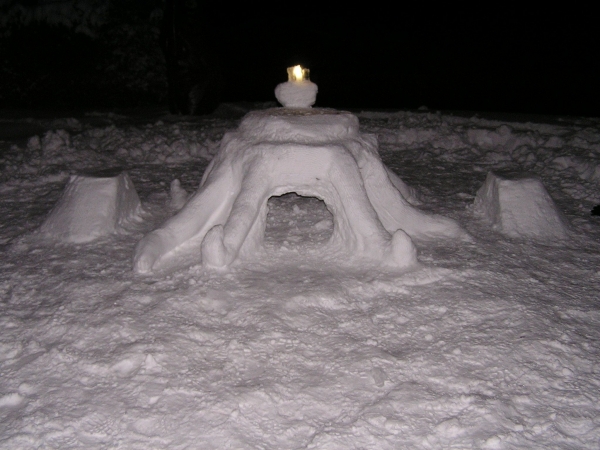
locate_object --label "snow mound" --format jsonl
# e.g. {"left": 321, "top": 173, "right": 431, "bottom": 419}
{"left": 169, "top": 179, "right": 188, "bottom": 211}
{"left": 274, "top": 80, "right": 318, "bottom": 108}
{"left": 473, "top": 171, "right": 571, "bottom": 240}
{"left": 38, "top": 172, "right": 142, "bottom": 243}
{"left": 134, "top": 109, "right": 467, "bottom": 273}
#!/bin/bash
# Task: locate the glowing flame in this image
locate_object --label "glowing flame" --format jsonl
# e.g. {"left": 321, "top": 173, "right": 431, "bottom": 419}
{"left": 293, "top": 65, "right": 303, "bottom": 81}
{"left": 287, "top": 65, "right": 310, "bottom": 82}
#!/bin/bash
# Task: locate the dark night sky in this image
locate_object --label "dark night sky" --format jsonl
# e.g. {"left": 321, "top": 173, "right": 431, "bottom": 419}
{"left": 203, "top": 6, "right": 598, "bottom": 116}
{"left": 2, "top": 3, "right": 598, "bottom": 117}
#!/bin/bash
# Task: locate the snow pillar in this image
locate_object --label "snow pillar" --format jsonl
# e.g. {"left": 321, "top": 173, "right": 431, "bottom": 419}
{"left": 473, "top": 171, "right": 570, "bottom": 240}
{"left": 38, "top": 172, "right": 142, "bottom": 243}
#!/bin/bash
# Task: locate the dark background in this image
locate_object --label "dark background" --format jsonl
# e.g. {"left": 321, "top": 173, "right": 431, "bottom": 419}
{"left": 1, "top": 1, "right": 598, "bottom": 117}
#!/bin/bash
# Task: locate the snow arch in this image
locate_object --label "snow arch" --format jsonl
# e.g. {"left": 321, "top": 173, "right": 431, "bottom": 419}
{"left": 198, "top": 142, "right": 417, "bottom": 268}
{"left": 133, "top": 109, "right": 468, "bottom": 273}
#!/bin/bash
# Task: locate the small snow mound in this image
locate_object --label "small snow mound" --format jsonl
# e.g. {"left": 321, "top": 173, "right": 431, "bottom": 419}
{"left": 0, "top": 392, "right": 24, "bottom": 407}
{"left": 169, "top": 179, "right": 188, "bottom": 210}
{"left": 473, "top": 171, "right": 570, "bottom": 240}
{"left": 38, "top": 172, "right": 142, "bottom": 243}
{"left": 275, "top": 81, "right": 318, "bottom": 108}
{"left": 389, "top": 229, "right": 418, "bottom": 268}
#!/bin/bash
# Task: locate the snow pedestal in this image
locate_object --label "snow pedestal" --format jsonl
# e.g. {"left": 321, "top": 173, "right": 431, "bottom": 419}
{"left": 473, "top": 171, "right": 570, "bottom": 240}
{"left": 39, "top": 172, "right": 142, "bottom": 243}
{"left": 274, "top": 80, "right": 318, "bottom": 108}
{"left": 133, "top": 108, "right": 468, "bottom": 273}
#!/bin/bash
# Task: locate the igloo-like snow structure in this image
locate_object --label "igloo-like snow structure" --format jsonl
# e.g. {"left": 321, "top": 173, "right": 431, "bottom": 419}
{"left": 39, "top": 172, "right": 142, "bottom": 243}
{"left": 133, "top": 108, "right": 468, "bottom": 273}
{"left": 473, "top": 171, "right": 571, "bottom": 240}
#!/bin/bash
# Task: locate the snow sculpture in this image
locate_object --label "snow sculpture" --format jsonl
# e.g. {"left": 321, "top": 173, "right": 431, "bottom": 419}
{"left": 473, "top": 171, "right": 570, "bottom": 240}
{"left": 133, "top": 107, "right": 467, "bottom": 273}
{"left": 39, "top": 172, "right": 142, "bottom": 243}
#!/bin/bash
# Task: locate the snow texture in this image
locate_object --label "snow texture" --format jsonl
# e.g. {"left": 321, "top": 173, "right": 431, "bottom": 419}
{"left": 37, "top": 172, "right": 141, "bottom": 243}
{"left": 133, "top": 108, "right": 465, "bottom": 273}
{"left": 274, "top": 81, "right": 318, "bottom": 108}
{"left": 474, "top": 171, "right": 571, "bottom": 240}
{"left": 168, "top": 178, "right": 188, "bottom": 211}
{"left": 1, "top": 106, "right": 600, "bottom": 449}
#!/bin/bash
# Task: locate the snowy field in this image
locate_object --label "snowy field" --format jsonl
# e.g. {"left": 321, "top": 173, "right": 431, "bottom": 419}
{"left": 1, "top": 105, "right": 599, "bottom": 449}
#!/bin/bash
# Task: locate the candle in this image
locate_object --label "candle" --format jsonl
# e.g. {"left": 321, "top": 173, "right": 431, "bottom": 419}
{"left": 288, "top": 65, "right": 310, "bottom": 82}
{"left": 275, "top": 65, "right": 318, "bottom": 108}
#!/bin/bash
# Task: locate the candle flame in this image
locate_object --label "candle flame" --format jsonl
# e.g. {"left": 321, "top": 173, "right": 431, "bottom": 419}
{"left": 293, "top": 65, "right": 304, "bottom": 81}
{"left": 287, "top": 65, "right": 310, "bottom": 82}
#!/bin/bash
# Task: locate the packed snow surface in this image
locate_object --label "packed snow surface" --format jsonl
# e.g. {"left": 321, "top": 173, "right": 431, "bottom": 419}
{"left": 1, "top": 106, "right": 600, "bottom": 449}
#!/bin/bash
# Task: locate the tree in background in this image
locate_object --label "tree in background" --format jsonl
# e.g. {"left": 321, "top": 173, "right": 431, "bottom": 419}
{"left": 93, "top": 0, "right": 167, "bottom": 107}
{"left": 0, "top": 0, "right": 168, "bottom": 109}
{"left": 160, "top": 0, "right": 221, "bottom": 115}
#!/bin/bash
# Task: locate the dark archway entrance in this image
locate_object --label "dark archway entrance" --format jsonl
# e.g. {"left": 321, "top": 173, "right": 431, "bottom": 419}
{"left": 264, "top": 193, "right": 333, "bottom": 251}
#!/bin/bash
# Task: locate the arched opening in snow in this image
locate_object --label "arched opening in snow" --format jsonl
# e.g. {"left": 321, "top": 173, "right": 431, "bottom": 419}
{"left": 264, "top": 193, "right": 333, "bottom": 251}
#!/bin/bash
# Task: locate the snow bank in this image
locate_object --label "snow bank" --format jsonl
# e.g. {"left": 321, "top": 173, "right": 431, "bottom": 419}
{"left": 1, "top": 118, "right": 226, "bottom": 182}
{"left": 38, "top": 172, "right": 141, "bottom": 243}
{"left": 473, "top": 171, "right": 571, "bottom": 240}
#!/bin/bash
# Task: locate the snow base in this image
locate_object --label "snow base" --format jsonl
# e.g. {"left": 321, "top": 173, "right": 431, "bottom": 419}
{"left": 39, "top": 172, "right": 142, "bottom": 243}
{"left": 274, "top": 81, "right": 318, "bottom": 108}
{"left": 473, "top": 171, "right": 570, "bottom": 240}
{"left": 134, "top": 108, "right": 468, "bottom": 273}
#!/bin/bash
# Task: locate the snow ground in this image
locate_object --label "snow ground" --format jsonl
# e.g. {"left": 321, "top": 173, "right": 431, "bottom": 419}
{"left": 1, "top": 105, "right": 599, "bottom": 449}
